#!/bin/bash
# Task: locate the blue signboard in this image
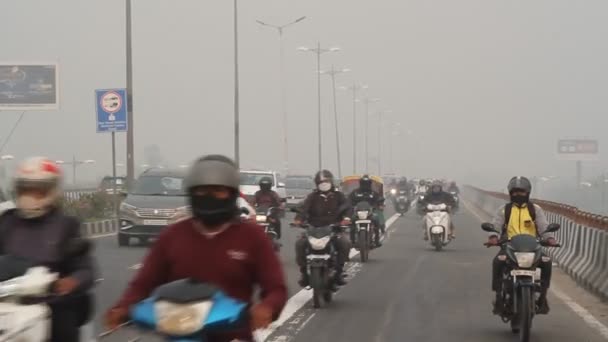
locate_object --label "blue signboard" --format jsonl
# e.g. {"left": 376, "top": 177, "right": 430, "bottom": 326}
{"left": 95, "top": 88, "right": 128, "bottom": 133}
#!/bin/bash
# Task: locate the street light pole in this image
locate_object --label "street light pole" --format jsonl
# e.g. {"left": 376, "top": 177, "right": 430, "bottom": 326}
{"left": 376, "top": 110, "right": 392, "bottom": 176}
{"left": 321, "top": 66, "right": 350, "bottom": 179}
{"left": 341, "top": 83, "right": 368, "bottom": 174}
{"left": 362, "top": 97, "right": 380, "bottom": 173}
{"left": 234, "top": 0, "right": 240, "bottom": 167}
{"left": 56, "top": 156, "right": 96, "bottom": 186}
{"left": 256, "top": 16, "right": 307, "bottom": 176}
{"left": 298, "top": 44, "right": 340, "bottom": 171}
{"left": 126, "top": 0, "right": 135, "bottom": 188}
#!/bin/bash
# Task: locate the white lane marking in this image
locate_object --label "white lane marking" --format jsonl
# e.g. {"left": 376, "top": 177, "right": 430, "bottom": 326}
{"left": 463, "top": 199, "right": 608, "bottom": 339}
{"left": 129, "top": 263, "right": 142, "bottom": 270}
{"left": 90, "top": 232, "right": 117, "bottom": 239}
{"left": 551, "top": 285, "right": 608, "bottom": 339}
{"left": 254, "top": 213, "right": 401, "bottom": 342}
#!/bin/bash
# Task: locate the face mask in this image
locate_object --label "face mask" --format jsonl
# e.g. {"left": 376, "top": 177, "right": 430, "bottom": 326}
{"left": 190, "top": 194, "right": 237, "bottom": 229}
{"left": 318, "top": 182, "right": 332, "bottom": 192}
{"left": 511, "top": 194, "right": 528, "bottom": 206}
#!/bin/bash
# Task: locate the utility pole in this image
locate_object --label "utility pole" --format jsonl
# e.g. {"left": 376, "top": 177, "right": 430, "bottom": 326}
{"left": 233, "top": 0, "right": 240, "bottom": 167}
{"left": 125, "top": 0, "right": 135, "bottom": 187}
{"left": 320, "top": 66, "right": 349, "bottom": 179}
{"left": 341, "top": 83, "right": 368, "bottom": 174}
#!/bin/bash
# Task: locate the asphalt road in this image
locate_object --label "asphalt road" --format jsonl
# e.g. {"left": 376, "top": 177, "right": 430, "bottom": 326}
{"left": 265, "top": 205, "right": 608, "bottom": 342}
{"left": 91, "top": 212, "right": 306, "bottom": 340}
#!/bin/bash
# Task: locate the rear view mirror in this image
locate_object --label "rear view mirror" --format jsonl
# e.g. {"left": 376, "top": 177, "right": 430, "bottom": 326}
{"left": 545, "top": 223, "right": 561, "bottom": 233}
{"left": 481, "top": 222, "right": 499, "bottom": 233}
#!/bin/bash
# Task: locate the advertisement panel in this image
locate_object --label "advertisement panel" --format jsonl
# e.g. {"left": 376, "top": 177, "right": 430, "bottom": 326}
{"left": 0, "top": 63, "right": 58, "bottom": 110}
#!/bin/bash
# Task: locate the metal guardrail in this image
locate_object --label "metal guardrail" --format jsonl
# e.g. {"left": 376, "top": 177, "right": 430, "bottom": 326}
{"left": 465, "top": 185, "right": 608, "bottom": 300}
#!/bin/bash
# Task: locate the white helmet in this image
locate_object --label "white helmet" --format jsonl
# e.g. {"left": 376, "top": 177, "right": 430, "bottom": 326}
{"left": 13, "top": 157, "right": 62, "bottom": 219}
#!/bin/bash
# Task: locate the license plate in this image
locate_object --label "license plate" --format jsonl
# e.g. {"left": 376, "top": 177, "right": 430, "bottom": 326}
{"left": 356, "top": 220, "right": 372, "bottom": 224}
{"left": 143, "top": 220, "right": 168, "bottom": 226}
{"left": 511, "top": 270, "right": 536, "bottom": 277}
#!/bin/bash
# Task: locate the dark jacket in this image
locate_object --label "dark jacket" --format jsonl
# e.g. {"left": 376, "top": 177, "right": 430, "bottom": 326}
{"left": 349, "top": 190, "right": 384, "bottom": 208}
{"left": 252, "top": 190, "right": 282, "bottom": 209}
{"left": 0, "top": 208, "right": 96, "bottom": 299}
{"left": 296, "top": 189, "right": 351, "bottom": 227}
{"left": 421, "top": 191, "right": 456, "bottom": 207}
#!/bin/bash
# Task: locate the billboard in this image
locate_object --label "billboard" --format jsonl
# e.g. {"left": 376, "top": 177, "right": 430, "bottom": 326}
{"left": 557, "top": 139, "right": 599, "bottom": 161}
{"left": 0, "top": 63, "right": 58, "bottom": 110}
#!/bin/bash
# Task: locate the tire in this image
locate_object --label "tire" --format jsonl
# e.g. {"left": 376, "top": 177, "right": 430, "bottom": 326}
{"left": 310, "top": 267, "right": 323, "bottom": 308}
{"left": 432, "top": 235, "right": 443, "bottom": 251}
{"left": 359, "top": 230, "right": 369, "bottom": 262}
{"left": 519, "top": 287, "right": 533, "bottom": 342}
{"left": 118, "top": 233, "right": 129, "bottom": 247}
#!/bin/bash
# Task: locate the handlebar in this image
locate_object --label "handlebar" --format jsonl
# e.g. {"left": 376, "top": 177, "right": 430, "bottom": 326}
{"left": 483, "top": 239, "right": 561, "bottom": 248}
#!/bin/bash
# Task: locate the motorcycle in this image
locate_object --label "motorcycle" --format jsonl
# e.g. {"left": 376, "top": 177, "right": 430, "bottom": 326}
{"left": 0, "top": 238, "right": 91, "bottom": 342}
{"left": 450, "top": 191, "right": 460, "bottom": 212}
{"left": 424, "top": 203, "right": 452, "bottom": 251}
{"left": 393, "top": 190, "right": 411, "bottom": 215}
{"left": 255, "top": 206, "right": 281, "bottom": 251}
{"left": 352, "top": 201, "right": 376, "bottom": 262}
{"left": 101, "top": 279, "right": 248, "bottom": 341}
{"left": 481, "top": 222, "right": 561, "bottom": 342}
{"left": 291, "top": 223, "right": 341, "bottom": 308}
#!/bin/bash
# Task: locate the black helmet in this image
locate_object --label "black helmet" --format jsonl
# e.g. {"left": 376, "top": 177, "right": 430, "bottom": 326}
{"left": 360, "top": 174, "right": 372, "bottom": 192}
{"left": 314, "top": 170, "right": 334, "bottom": 185}
{"left": 259, "top": 176, "right": 272, "bottom": 191}
{"left": 507, "top": 176, "right": 532, "bottom": 194}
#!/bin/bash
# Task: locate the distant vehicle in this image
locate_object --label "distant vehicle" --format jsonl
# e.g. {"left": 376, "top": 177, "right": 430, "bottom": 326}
{"left": 239, "top": 170, "right": 286, "bottom": 202}
{"left": 98, "top": 176, "right": 127, "bottom": 195}
{"left": 117, "top": 168, "right": 190, "bottom": 247}
{"left": 284, "top": 175, "right": 314, "bottom": 208}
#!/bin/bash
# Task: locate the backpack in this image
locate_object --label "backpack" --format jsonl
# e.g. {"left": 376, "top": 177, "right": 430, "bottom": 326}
{"left": 503, "top": 202, "right": 537, "bottom": 235}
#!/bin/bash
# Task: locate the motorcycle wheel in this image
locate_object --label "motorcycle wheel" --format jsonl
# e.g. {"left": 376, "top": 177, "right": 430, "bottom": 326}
{"left": 432, "top": 235, "right": 443, "bottom": 251}
{"left": 359, "top": 230, "right": 369, "bottom": 262}
{"left": 519, "top": 287, "right": 533, "bottom": 342}
{"left": 311, "top": 267, "right": 324, "bottom": 308}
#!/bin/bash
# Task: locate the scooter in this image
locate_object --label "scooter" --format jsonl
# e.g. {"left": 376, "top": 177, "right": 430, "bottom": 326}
{"left": 100, "top": 279, "right": 248, "bottom": 341}
{"left": 424, "top": 203, "right": 452, "bottom": 251}
{"left": 481, "top": 222, "right": 561, "bottom": 342}
{"left": 255, "top": 206, "right": 282, "bottom": 251}
{"left": 394, "top": 190, "right": 411, "bottom": 215}
{"left": 0, "top": 238, "right": 91, "bottom": 342}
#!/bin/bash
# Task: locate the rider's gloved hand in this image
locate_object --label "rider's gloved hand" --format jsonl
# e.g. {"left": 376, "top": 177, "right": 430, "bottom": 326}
{"left": 105, "top": 306, "right": 129, "bottom": 330}
{"left": 250, "top": 303, "right": 273, "bottom": 330}
{"left": 484, "top": 236, "right": 499, "bottom": 247}
{"left": 54, "top": 276, "right": 79, "bottom": 295}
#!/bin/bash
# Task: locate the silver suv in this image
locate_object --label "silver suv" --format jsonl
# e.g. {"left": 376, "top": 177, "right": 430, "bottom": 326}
{"left": 118, "top": 168, "right": 190, "bottom": 246}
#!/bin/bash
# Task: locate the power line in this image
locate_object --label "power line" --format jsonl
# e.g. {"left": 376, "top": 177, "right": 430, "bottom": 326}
{"left": 0, "top": 111, "right": 25, "bottom": 155}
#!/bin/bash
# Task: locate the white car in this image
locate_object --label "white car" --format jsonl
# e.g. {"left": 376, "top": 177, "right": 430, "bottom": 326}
{"left": 239, "top": 170, "right": 286, "bottom": 201}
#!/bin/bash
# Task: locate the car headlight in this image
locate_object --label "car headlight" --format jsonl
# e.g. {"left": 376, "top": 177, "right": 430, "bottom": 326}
{"left": 256, "top": 215, "right": 267, "bottom": 222}
{"left": 308, "top": 236, "right": 331, "bottom": 250}
{"left": 155, "top": 300, "right": 212, "bottom": 335}
{"left": 357, "top": 211, "right": 369, "bottom": 220}
{"left": 120, "top": 202, "right": 137, "bottom": 212}
{"left": 514, "top": 252, "right": 535, "bottom": 268}
{"left": 390, "top": 189, "right": 397, "bottom": 195}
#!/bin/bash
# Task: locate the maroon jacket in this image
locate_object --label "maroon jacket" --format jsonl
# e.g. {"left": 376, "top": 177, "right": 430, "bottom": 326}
{"left": 251, "top": 190, "right": 281, "bottom": 209}
{"left": 113, "top": 219, "right": 287, "bottom": 341}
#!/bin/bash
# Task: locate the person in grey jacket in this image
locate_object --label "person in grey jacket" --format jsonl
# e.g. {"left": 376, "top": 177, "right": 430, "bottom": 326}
{"left": 0, "top": 157, "right": 96, "bottom": 342}
{"left": 485, "top": 176, "right": 558, "bottom": 315}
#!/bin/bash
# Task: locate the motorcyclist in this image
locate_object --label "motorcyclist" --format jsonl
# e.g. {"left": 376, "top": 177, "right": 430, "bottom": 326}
{"left": 0, "top": 157, "right": 96, "bottom": 342}
{"left": 419, "top": 181, "right": 457, "bottom": 240}
{"left": 349, "top": 174, "right": 386, "bottom": 247}
{"left": 105, "top": 155, "right": 288, "bottom": 341}
{"left": 485, "top": 176, "right": 557, "bottom": 315}
{"left": 251, "top": 176, "right": 284, "bottom": 238}
{"left": 447, "top": 181, "right": 460, "bottom": 194}
{"left": 293, "top": 170, "right": 351, "bottom": 288}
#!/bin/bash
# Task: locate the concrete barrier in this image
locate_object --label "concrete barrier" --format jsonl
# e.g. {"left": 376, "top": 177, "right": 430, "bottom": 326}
{"left": 81, "top": 219, "right": 118, "bottom": 237}
{"left": 464, "top": 185, "right": 608, "bottom": 300}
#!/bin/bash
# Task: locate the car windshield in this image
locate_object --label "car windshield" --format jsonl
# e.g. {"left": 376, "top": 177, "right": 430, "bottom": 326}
{"left": 131, "top": 176, "right": 186, "bottom": 196}
{"left": 286, "top": 178, "right": 314, "bottom": 189}
{"left": 240, "top": 172, "right": 274, "bottom": 186}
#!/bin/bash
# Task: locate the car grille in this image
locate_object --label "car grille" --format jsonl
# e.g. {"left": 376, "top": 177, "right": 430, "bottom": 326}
{"left": 135, "top": 208, "right": 176, "bottom": 218}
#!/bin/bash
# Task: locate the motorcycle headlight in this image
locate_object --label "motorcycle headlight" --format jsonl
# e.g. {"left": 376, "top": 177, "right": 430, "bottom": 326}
{"left": 256, "top": 215, "right": 267, "bottom": 222}
{"left": 390, "top": 189, "right": 397, "bottom": 195}
{"left": 357, "top": 211, "right": 369, "bottom": 220}
{"left": 514, "top": 252, "right": 535, "bottom": 268}
{"left": 308, "top": 236, "right": 331, "bottom": 250}
{"left": 155, "top": 300, "right": 212, "bottom": 336}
